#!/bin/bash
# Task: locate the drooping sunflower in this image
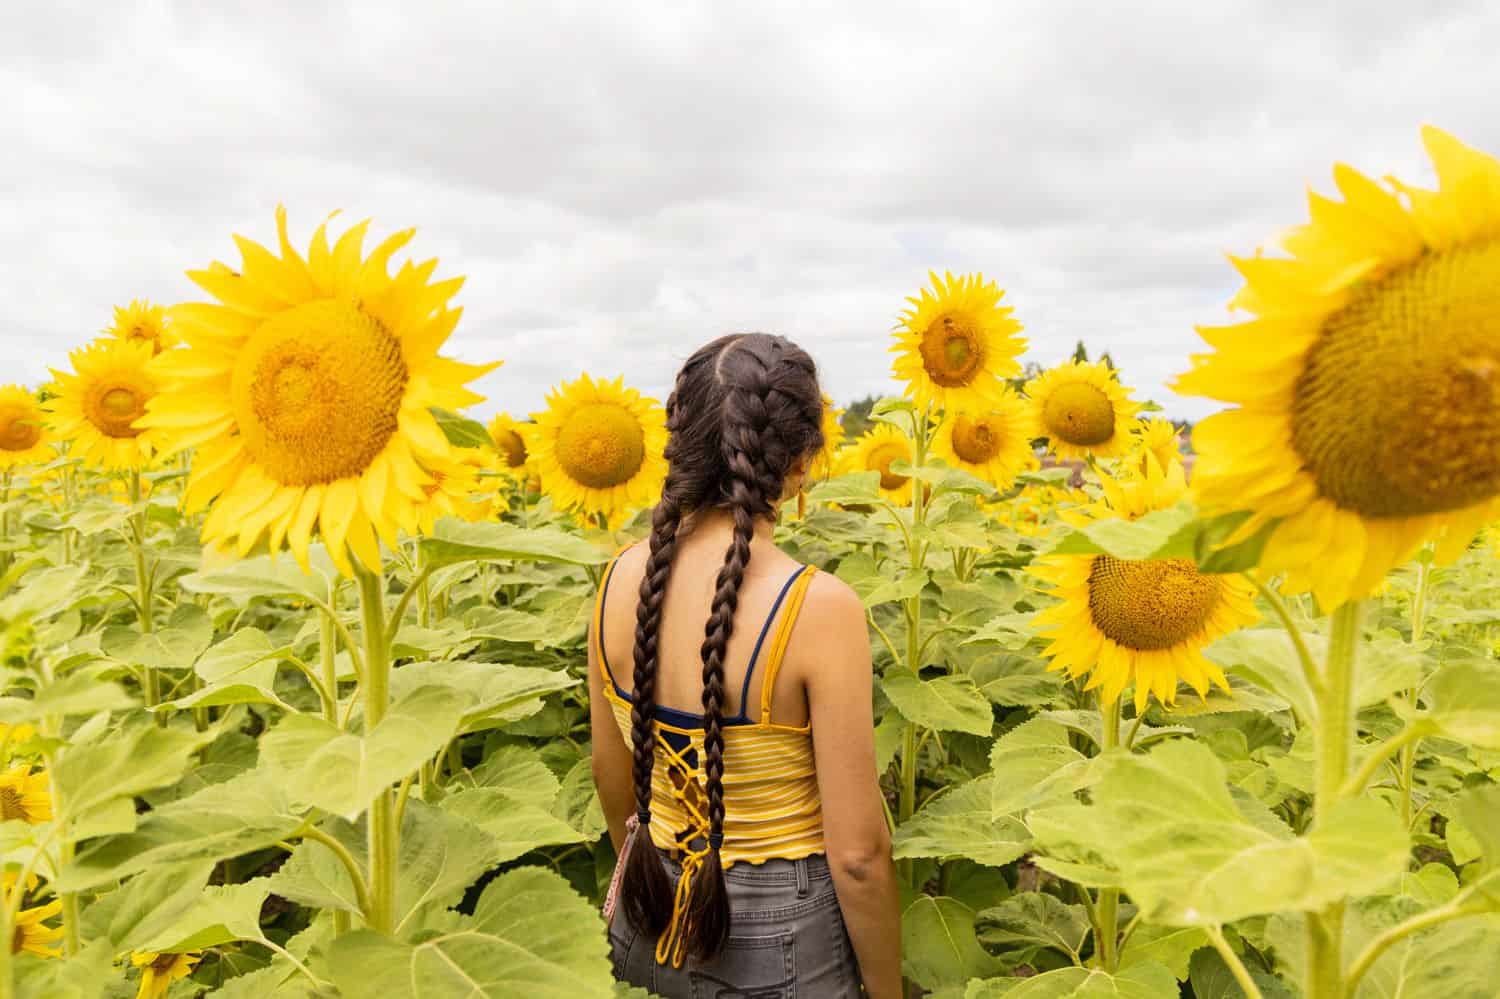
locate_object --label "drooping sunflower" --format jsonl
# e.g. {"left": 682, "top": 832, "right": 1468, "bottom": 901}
{"left": 839, "top": 424, "right": 916, "bottom": 504}
{"left": 1029, "top": 462, "right": 1259, "bottom": 712}
{"left": 932, "top": 386, "right": 1033, "bottom": 489}
{"left": 808, "top": 394, "right": 845, "bottom": 480}
{"left": 0, "top": 765, "right": 52, "bottom": 825}
{"left": 404, "top": 447, "right": 493, "bottom": 534}
{"left": 1130, "top": 417, "right": 1182, "bottom": 477}
{"left": 486, "top": 412, "right": 530, "bottom": 472}
{"left": 132, "top": 951, "right": 202, "bottom": 999}
{"left": 528, "top": 373, "right": 667, "bottom": 521}
{"left": 1175, "top": 128, "right": 1500, "bottom": 608}
{"left": 106, "top": 299, "right": 175, "bottom": 354}
{"left": 892, "top": 271, "right": 1027, "bottom": 413}
{"left": 10, "top": 900, "right": 63, "bottom": 959}
{"left": 0, "top": 387, "right": 51, "bottom": 469}
{"left": 1025, "top": 359, "right": 1139, "bottom": 461}
{"left": 139, "top": 208, "right": 497, "bottom": 575}
{"left": 47, "top": 339, "right": 165, "bottom": 470}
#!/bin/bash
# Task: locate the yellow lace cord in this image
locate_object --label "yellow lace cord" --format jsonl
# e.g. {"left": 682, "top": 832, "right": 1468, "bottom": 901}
{"left": 653, "top": 736, "right": 712, "bottom": 968}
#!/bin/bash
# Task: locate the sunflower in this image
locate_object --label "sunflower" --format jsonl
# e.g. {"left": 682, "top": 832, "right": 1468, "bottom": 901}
{"left": 0, "top": 387, "right": 51, "bottom": 469}
{"left": 808, "top": 394, "right": 845, "bottom": 480}
{"left": 486, "top": 412, "right": 530, "bottom": 472}
{"left": 1029, "top": 462, "right": 1259, "bottom": 712}
{"left": 10, "top": 900, "right": 62, "bottom": 959}
{"left": 47, "top": 339, "right": 165, "bottom": 470}
{"left": 1026, "top": 359, "right": 1139, "bottom": 461}
{"left": 892, "top": 271, "right": 1027, "bottom": 413}
{"left": 404, "top": 447, "right": 493, "bottom": 534}
{"left": 106, "top": 300, "right": 175, "bottom": 354}
{"left": 0, "top": 765, "right": 51, "bottom": 824}
{"left": 138, "top": 208, "right": 497, "bottom": 575}
{"left": 1130, "top": 417, "right": 1183, "bottom": 477}
{"left": 932, "top": 386, "right": 1032, "bottom": 489}
{"left": 1174, "top": 128, "right": 1500, "bottom": 608}
{"left": 839, "top": 424, "right": 916, "bottom": 504}
{"left": 132, "top": 951, "right": 201, "bottom": 999}
{"left": 528, "top": 373, "right": 667, "bottom": 520}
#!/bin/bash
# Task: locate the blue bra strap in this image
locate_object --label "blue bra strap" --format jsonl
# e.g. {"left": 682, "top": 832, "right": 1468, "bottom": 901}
{"left": 734, "top": 565, "right": 808, "bottom": 722}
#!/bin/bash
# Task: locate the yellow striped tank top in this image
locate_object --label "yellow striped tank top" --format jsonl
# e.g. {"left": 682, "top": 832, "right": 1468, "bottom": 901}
{"left": 594, "top": 556, "right": 826, "bottom": 966}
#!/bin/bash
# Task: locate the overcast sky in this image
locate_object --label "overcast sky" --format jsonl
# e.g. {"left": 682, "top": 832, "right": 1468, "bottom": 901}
{"left": 7, "top": 1, "right": 1499, "bottom": 422}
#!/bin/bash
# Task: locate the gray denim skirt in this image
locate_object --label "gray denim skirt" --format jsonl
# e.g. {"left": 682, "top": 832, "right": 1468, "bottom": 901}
{"left": 608, "top": 852, "right": 863, "bottom": 998}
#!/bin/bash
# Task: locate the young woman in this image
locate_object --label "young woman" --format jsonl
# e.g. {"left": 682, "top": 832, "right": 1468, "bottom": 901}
{"left": 588, "top": 333, "right": 901, "bottom": 998}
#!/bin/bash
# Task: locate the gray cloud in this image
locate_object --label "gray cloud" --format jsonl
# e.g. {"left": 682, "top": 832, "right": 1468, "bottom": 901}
{"left": 6, "top": 0, "right": 1500, "bottom": 423}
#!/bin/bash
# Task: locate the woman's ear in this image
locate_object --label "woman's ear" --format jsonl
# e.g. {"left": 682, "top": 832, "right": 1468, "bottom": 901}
{"left": 781, "top": 456, "right": 810, "bottom": 501}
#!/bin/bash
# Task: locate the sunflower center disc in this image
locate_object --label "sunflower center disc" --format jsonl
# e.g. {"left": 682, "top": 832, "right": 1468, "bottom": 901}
{"left": 91, "top": 384, "right": 148, "bottom": 439}
{"left": 1042, "top": 382, "right": 1115, "bottom": 446}
{"left": 920, "top": 316, "right": 986, "bottom": 387}
{"left": 1087, "top": 555, "right": 1220, "bottom": 651}
{"left": 951, "top": 415, "right": 1000, "bottom": 463}
{"left": 232, "top": 299, "right": 409, "bottom": 486}
{"left": 556, "top": 402, "right": 645, "bottom": 489}
{"left": 0, "top": 786, "right": 23, "bottom": 822}
{"left": 0, "top": 405, "right": 39, "bottom": 452}
{"left": 867, "top": 442, "right": 911, "bottom": 491}
{"left": 495, "top": 429, "right": 527, "bottom": 468}
{"left": 1292, "top": 239, "right": 1500, "bottom": 517}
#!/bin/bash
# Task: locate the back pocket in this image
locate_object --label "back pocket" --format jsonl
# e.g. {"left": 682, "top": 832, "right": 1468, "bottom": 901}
{"left": 689, "top": 931, "right": 795, "bottom": 999}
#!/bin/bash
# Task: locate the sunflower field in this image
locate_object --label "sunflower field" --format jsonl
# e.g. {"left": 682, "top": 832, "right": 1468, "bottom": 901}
{"left": 3, "top": 126, "right": 1500, "bottom": 999}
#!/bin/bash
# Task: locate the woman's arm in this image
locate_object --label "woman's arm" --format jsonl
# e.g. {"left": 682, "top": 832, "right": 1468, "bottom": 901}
{"left": 588, "top": 612, "right": 634, "bottom": 855}
{"left": 805, "top": 578, "right": 902, "bottom": 999}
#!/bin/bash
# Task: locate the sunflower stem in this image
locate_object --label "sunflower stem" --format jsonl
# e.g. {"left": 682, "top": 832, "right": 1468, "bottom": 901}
{"left": 128, "top": 471, "right": 164, "bottom": 727}
{"left": 896, "top": 405, "right": 931, "bottom": 888}
{"left": 1306, "top": 599, "right": 1362, "bottom": 999}
{"left": 1206, "top": 924, "right": 1263, "bottom": 999}
{"left": 356, "top": 563, "right": 398, "bottom": 936}
{"left": 1399, "top": 554, "right": 1431, "bottom": 828}
{"left": 1095, "top": 693, "right": 1122, "bottom": 972}
{"left": 319, "top": 611, "right": 340, "bottom": 727}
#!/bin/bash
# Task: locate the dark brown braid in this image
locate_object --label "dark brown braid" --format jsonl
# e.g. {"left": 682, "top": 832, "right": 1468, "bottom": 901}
{"left": 614, "top": 333, "right": 825, "bottom": 962}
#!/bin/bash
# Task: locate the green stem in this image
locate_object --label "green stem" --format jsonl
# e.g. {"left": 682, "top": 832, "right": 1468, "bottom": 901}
{"left": 40, "top": 743, "right": 80, "bottom": 957}
{"left": 300, "top": 824, "right": 373, "bottom": 920}
{"left": 1250, "top": 576, "right": 1322, "bottom": 710}
{"left": 1399, "top": 555, "right": 1431, "bottom": 829}
{"left": 1096, "top": 694, "right": 1122, "bottom": 972}
{"left": 319, "top": 611, "right": 340, "bottom": 727}
{"left": 1206, "top": 925, "right": 1263, "bottom": 999}
{"left": 356, "top": 564, "right": 397, "bottom": 935}
{"left": 1341, "top": 724, "right": 1431, "bottom": 798}
{"left": 127, "top": 471, "right": 164, "bottom": 726}
{"left": 896, "top": 406, "right": 931, "bottom": 888}
{"left": 1306, "top": 599, "right": 1362, "bottom": 999}
{"left": 1344, "top": 901, "right": 1487, "bottom": 993}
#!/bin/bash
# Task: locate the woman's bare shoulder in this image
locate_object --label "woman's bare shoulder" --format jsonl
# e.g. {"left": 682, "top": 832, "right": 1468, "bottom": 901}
{"left": 799, "top": 569, "right": 867, "bottom": 638}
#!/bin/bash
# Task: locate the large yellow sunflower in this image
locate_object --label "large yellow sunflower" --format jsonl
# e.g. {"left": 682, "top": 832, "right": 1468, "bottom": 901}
{"left": 931, "top": 386, "right": 1033, "bottom": 489}
{"left": 1029, "top": 462, "right": 1259, "bottom": 712}
{"left": 808, "top": 394, "right": 845, "bottom": 480}
{"left": 838, "top": 424, "right": 916, "bottom": 504}
{"left": 1129, "top": 417, "right": 1182, "bottom": 477}
{"left": 892, "top": 271, "right": 1027, "bottom": 413}
{"left": 1175, "top": 128, "right": 1500, "bottom": 608}
{"left": 528, "top": 373, "right": 667, "bottom": 520}
{"left": 47, "top": 339, "right": 165, "bottom": 470}
{"left": 0, "top": 764, "right": 51, "bottom": 824}
{"left": 11, "top": 900, "right": 63, "bottom": 959}
{"left": 132, "top": 951, "right": 201, "bottom": 999}
{"left": 106, "top": 300, "right": 175, "bottom": 354}
{"left": 0, "top": 387, "right": 51, "bottom": 469}
{"left": 486, "top": 412, "right": 530, "bottom": 472}
{"left": 139, "top": 208, "right": 497, "bottom": 575}
{"left": 1025, "top": 359, "right": 1139, "bottom": 461}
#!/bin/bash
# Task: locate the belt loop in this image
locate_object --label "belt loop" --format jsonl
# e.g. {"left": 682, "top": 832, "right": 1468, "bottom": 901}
{"left": 795, "top": 857, "right": 810, "bottom": 898}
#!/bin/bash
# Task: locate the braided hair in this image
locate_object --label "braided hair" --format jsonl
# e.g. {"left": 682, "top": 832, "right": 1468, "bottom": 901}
{"left": 616, "top": 333, "right": 825, "bottom": 960}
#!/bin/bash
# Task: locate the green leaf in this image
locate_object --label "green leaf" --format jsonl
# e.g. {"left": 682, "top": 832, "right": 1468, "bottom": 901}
{"left": 420, "top": 520, "right": 608, "bottom": 569}
{"left": 1026, "top": 740, "right": 1408, "bottom": 926}
{"left": 388, "top": 661, "right": 577, "bottom": 733}
{"left": 1411, "top": 661, "right": 1500, "bottom": 748}
{"left": 179, "top": 550, "right": 336, "bottom": 604}
{"left": 1456, "top": 783, "right": 1500, "bottom": 874}
{"left": 894, "top": 780, "right": 1030, "bottom": 868}
{"left": 902, "top": 895, "right": 1002, "bottom": 990}
{"left": 167, "top": 628, "right": 291, "bottom": 710}
{"left": 806, "top": 471, "right": 882, "bottom": 506}
{"left": 80, "top": 862, "right": 214, "bottom": 952}
{"left": 14, "top": 939, "right": 114, "bottom": 999}
{"left": 1188, "top": 949, "right": 1295, "bottom": 999}
{"left": 0, "top": 664, "right": 136, "bottom": 724}
{"left": 883, "top": 672, "right": 994, "bottom": 736}
{"left": 265, "top": 821, "right": 365, "bottom": 918}
{"left": 103, "top": 604, "right": 214, "bottom": 670}
{"left": 1348, "top": 912, "right": 1500, "bottom": 999}
{"left": 990, "top": 718, "right": 1100, "bottom": 819}
{"left": 432, "top": 407, "right": 494, "bottom": 449}
{"left": 206, "top": 964, "right": 317, "bottom": 999}
{"left": 1046, "top": 503, "right": 1198, "bottom": 562}
{"left": 970, "top": 654, "right": 1068, "bottom": 708}
{"left": 394, "top": 799, "right": 508, "bottom": 932}
{"left": 1116, "top": 922, "right": 1208, "bottom": 979}
{"left": 469, "top": 744, "right": 562, "bottom": 806}
{"left": 553, "top": 757, "right": 608, "bottom": 840}
{"left": 260, "top": 684, "right": 471, "bottom": 818}
{"left": 965, "top": 961, "right": 1179, "bottom": 998}
{"left": 326, "top": 866, "right": 614, "bottom": 998}
{"left": 53, "top": 719, "right": 219, "bottom": 824}
{"left": 135, "top": 879, "right": 271, "bottom": 952}
{"left": 1205, "top": 630, "right": 1316, "bottom": 725}
{"left": 976, "top": 892, "right": 1090, "bottom": 960}
{"left": 440, "top": 788, "right": 589, "bottom": 864}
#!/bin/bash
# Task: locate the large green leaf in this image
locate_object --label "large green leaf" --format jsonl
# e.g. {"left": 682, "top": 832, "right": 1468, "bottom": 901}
{"left": 0, "top": 664, "right": 136, "bottom": 724}
{"left": 80, "top": 862, "right": 214, "bottom": 952}
{"left": 135, "top": 879, "right": 271, "bottom": 952}
{"left": 837, "top": 551, "right": 931, "bottom": 608}
{"left": 265, "top": 820, "right": 366, "bottom": 918}
{"left": 1409, "top": 661, "right": 1500, "bottom": 748}
{"left": 52, "top": 719, "right": 219, "bottom": 825}
{"left": 893, "top": 780, "right": 1030, "bottom": 868}
{"left": 806, "top": 471, "right": 881, "bottom": 506}
{"left": 965, "top": 962, "right": 1179, "bottom": 998}
{"left": 1116, "top": 922, "right": 1208, "bottom": 979}
{"left": 432, "top": 407, "right": 494, "bottom": 449}
{"left": 326, "top": 867, "right": 614, "bottom": 998}
{"left": 103, "top": 604, "right": 214, "bottom": 670}
{"left": 990, "top": 718, "right": 1099, "bottom": 819}
{"left": 388, "top": 660, "right": 577, "bottom": 733}
{"left": 1204, "top": 630, "right": 1316, "bottom": 725}
{"left": 1046, "top": 503, "right": 1198, "bottom": 561}
{"left": 1188, "top": 950, "right": 1296, "bottom": 999}
{"left": 166, "top": 628, "right": 292, "bottom": 710}
{"left": 1349, "top": 911, "right": 1500, "bottom": 999}
{"left": 903, "top": 895, "right": 1002, "bottom": 991}
{"left": 976, "top": 892, "right": 1090, "bottom": 961}
{"left": 440, "top": 788, "right": 588, "bottom": 864}
{"left": 883, "top": 672, "right": 994, "bottom": 736}
{"left": 420, "top": 519, "right": 607, "bottom": 569}
{"left": 179, "top": 550, "right": 336, "bottom": 604}
{"left": 14, "top": 939, "right": 114, "bottom": 999}
{"left": 259, "top": 684, "right": 471, "bottom": 818}
{"left": 394, "top": 799, "right": 507, "bottom": 932}
{"left": 1026, "top": 740, "right": 1408, "bottom": 925}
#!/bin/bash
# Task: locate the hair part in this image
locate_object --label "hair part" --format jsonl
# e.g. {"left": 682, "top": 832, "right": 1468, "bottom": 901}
{"left": 616, "top": 333, "right": 825, "bottom": 961}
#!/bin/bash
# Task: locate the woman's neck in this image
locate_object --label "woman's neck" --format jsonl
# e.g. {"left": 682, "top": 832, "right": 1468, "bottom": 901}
{"left": 680, "top": 506, "right": 777, "bottom": 544}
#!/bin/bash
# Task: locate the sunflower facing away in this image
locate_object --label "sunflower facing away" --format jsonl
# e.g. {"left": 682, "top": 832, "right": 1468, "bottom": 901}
{"left": 1030, "top": 462, "right": 1259, "bottom": 712}
{"left": 48, "top": 339, "right": 165, "bottom": 470}
{"left": 132, "top": 950, "right": 202, "bottom": 999}
{"left": 1130, "top": 417, "right": 1182, "bottom": 477}
{"left": 0, "top": 387, "right": 51, "bottom": 469}
{"left": 1026, "top": 359, "right": 1139, "bottom": 461}
{"left": 932, "top": 386, "right": 1033, "bottom": 489}
{"left": 486, "top": 412, "right": 530, "bottom": 472}
{"left": 139, "top": 208, "right": 497, "bottom": 575}
{"left": 809, "top": 394, "right": 845, "bottom": 480}
{"left": 11, "top": 900, "right": 63, "bottom": 959}
{"left": 0, "top": 765, "right": 51, "bottom": 824}
{"left": 892, "top": 271, "right": 1027, "bottom": 413}
{"left": 403, "top": 446, "right": 493, "bottom": 534}
{"left": 528, "top": 373, "right": 667, "bottom": 520}
{"left": 106, "top": 299, "right": 175, "bottom": 354}
{"left": 839, "top": 424, "right": 916, "bottom": 504}
{"left": 1175, "top": 128, "right": 1500, "bottom": 608}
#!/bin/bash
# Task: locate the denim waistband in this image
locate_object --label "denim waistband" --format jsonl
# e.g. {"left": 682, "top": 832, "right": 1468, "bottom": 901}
{"left": 660, "top": 850, "right": 830, "bottom": 884}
